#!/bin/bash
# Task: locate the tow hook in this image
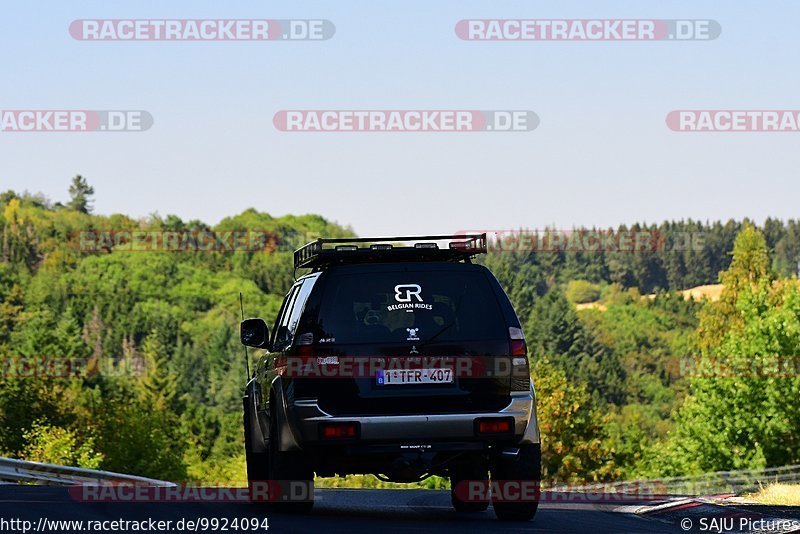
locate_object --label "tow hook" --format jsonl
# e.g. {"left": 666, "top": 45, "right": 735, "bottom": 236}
{"left": 501, "top": 447, "right": 520, "bottom": 458}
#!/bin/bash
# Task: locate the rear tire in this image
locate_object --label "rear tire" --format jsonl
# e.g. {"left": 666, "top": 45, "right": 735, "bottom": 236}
{"left": 450, "top": 460, "right": 490, "bottom": 513}
{"left": 243, "top": 396, "right": 269, "bottom": 493}
{"left": 244, "top": 395, "right": 314, "bottom": 512}
{"left": 266, "top": 399, "right": 314, "bottom": 513}
{"left": 491, "top": 443, "right": 541, "bottom": 522}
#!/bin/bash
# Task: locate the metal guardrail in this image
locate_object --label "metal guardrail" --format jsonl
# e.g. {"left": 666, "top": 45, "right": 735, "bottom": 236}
{"left": 567, "top": 464, "right": 800, "bottom": 496}
{"left": 2, "top": 455, "right": 798, "bottom": 497}
{"left": 0, "top": 457, "right": 175, "bottom": 487}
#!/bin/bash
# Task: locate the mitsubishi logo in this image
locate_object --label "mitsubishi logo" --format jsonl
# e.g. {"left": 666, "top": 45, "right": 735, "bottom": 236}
{"left": 410, "top": 345, "right": 419, "bottom": 354}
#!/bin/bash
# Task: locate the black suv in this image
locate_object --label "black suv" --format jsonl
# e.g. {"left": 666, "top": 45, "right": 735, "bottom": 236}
{"left": 241, "top": 234, "right": 541, "bottom": 521}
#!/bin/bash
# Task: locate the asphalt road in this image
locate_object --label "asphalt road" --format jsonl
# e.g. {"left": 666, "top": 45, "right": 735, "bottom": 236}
{"left": 0, "top": 486, "right": 684, "bottom": 533}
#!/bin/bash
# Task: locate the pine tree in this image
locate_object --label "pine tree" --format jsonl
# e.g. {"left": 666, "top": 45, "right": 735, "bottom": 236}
{"left": 54, "top": 309, "right": 88, "bottom": 357}
{"left": 67, "top": 175, "right": 95, "bottom": 214}
{"left": 139, "top": 330, "right": 178, "bottom": 409}
{"left": 526, "top": 289, "right": 625, "bottom": 405}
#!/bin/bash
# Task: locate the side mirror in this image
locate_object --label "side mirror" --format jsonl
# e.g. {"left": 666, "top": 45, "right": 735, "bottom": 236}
{"left": 241, "top": 318, "right": 270, "bottom": 348}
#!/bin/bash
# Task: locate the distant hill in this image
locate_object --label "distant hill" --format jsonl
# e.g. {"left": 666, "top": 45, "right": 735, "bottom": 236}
{"left": 576, "top": 283, "right": 724, "bottom": 312}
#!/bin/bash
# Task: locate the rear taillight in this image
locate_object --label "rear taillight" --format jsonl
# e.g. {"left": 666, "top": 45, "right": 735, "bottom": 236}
{"left": 510, "top": 339, "right": 527, "bottom": 357}
{"left": 509, "top": 327, "right": 530, "bottom": 392}
{"left": 287, "top": 344, "right": 317, "bottom": 378}
{"left": 296, "top": 344, "right": 315, "bottom": 357}
{"left": 286, "top": 343, "right": 332, "bottom": 378}
{"left": 475, "top": 417, "right": 514, "bottom": 435}
{"left": 509, "top": 327, "right": 527, "bottom": 356}
{"left": 320, "top": 422, "right": 359, "bottom": 440}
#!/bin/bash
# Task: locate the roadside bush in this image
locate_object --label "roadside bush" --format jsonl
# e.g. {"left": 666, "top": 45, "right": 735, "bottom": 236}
{"left": 21, "top": 421, "right": 103, "bottom": 469}
{"left": 565, "top": 280, "right": 601, "bottom": 304}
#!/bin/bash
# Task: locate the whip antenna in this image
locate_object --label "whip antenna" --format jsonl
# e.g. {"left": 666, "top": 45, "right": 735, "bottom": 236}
{"left": 240, "top": 292, "right": 251, "bottom": 379}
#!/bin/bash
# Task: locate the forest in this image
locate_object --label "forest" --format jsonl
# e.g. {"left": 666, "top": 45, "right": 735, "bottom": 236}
{"left": 2, "top": 178, "right": 799, "bottom": 485}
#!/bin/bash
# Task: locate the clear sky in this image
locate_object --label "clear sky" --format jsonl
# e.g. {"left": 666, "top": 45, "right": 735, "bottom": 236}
{"left": 1, "top": 1, "right": 798, "bottom": 236}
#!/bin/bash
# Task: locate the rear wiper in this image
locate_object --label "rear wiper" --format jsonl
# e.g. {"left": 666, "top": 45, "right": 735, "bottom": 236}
{"left": 418, "top": 286, "right": 465, "bottom": 348}
{"left": 418, "top": 320, "right": 456, "bottom": 348}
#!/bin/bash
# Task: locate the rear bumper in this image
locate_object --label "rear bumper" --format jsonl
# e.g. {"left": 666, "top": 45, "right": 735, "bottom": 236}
{"left": 278, "top": 381, "right": 539, "bottom": 451}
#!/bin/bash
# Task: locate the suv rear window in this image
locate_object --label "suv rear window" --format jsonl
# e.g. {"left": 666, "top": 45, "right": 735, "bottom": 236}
{"left": 313, "top": 270, "right": 506, "bottom": 344}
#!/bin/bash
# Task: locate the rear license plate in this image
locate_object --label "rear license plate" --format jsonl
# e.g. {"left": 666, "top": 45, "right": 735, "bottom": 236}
{"left": 376, "top": 368, "right": 454, "bottom": 385}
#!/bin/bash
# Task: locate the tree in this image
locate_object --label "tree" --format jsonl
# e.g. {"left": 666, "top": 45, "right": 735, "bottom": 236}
{"left": 67, "top": 175, "right": 95, "bottom": 213}
{"left": 565, "top": 280, "right": 601, "bottom": 304}
{"left": 0, "top": 282, "right": 24, "bottom": 346}
{"left": 772, "top": 221, "right": 800, "bottom": 277}
{"left": 2, "top": 198, "right": 39, "bottom": 267}
{"left": 22, "top": 421, "right": 103, "bottom": 468}
{"left": 54, "top": 308, "right": 88, "bottom": 357}
{"left": 533, "top": 358, "right": 610, "bottom": 481}
{"left": 0, "top": 190, "right": 17, "bottom": 205}
{"left": 71, "top": 383, "right": 189, "bottom": 480}
{"left": 527, "top": 289, "right": 626, "bottom": 405}
{"left": 139, "top": 330, "right": 178, "bottom": 409}
{"left": 479, "top": 249, "right": 546, "bottom": 324}
{"left": 648, "top": 225, "right": 800, "bottom": 475}
{"left": 696, "top": 224, "right": 770, "bottom": 354}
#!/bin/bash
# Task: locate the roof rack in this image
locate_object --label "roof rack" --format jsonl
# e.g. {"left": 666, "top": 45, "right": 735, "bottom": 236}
{"left": 294, "top": 234, "right": 487, "bottom": 270}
